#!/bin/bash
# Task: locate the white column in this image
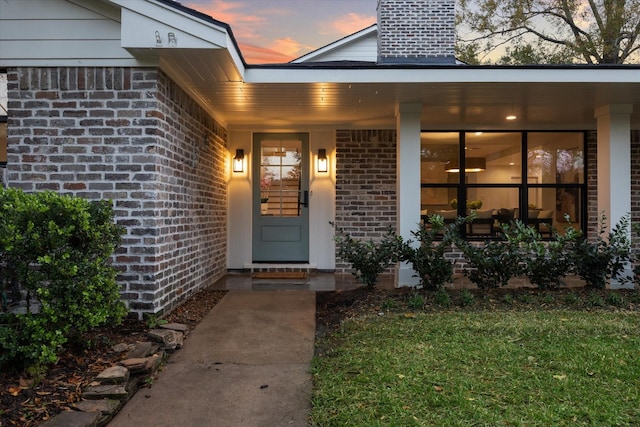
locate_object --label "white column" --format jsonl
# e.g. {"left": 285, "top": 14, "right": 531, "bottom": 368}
{"left": 396, "top": 102, "right": 422, "bottom": 286}
{"left": 594, "top": 104, "right": 633, "bottom": 288}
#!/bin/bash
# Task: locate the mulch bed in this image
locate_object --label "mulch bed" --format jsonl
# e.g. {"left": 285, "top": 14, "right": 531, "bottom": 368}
{"left": 0, "top": 289, "right": 226, "bottom": 426}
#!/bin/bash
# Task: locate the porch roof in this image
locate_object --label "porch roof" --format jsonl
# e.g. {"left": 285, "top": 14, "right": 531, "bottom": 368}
{"left": 106, "top": 0, "right": 639, "bottom": 131}
{"left": 184, "top": 64, "right": 640, "bottom": 130}
{"left": 59, "top": 0, "right": 640, "bottom": 131}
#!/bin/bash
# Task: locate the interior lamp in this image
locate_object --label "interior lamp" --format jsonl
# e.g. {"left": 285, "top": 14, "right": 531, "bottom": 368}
{"left": 317, "top": 149, "right": 328, "bottom": 173}
{"left": 232, "top": 149, "right": 244, "bottom": 173}
{"left": 445, "top": 157, "right": 486, "bottom": 173}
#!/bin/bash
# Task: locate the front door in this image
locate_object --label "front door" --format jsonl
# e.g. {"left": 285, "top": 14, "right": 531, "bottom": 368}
{"left": 252, "top": 133, "right": 309, "bottom": 262}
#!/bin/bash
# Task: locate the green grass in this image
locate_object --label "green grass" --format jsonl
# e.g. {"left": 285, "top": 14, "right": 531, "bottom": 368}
{"left": 311, "top": 311, "right": 640, "bottom": 426}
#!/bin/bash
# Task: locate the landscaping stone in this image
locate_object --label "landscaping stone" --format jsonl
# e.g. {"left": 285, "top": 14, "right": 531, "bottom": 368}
{"left": 124, "top": 341, "right": 158, "bottom": 359}
{"left": 148, "top": 329, "right": 184, "bottom": 350}
{"left": 40, "top": 410, "right": 101, "bottom": 427}
{"left": 82, "top": 384, "right": 129, "bottom": 400}
{"left": 72, "top": 399, "right": 120, "bottom": 415}
{"left": 110, "top": 343, "right": 132, "bottom": 354}
{"left": 119, "top": 354, "right": 163, "bottom": 374}
{"left": 95, "top": 366, "right": 129, "bottom": 385}
{"left": 160, "top": 322, "right": 188, "bottom": 332}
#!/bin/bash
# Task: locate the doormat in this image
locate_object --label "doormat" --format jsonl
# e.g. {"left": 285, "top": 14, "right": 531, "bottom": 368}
{"left": 252, "top": 271, "right": 308, "bottom": 280}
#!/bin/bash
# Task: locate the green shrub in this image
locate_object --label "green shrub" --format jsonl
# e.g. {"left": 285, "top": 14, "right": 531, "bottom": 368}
{"left": 407, "top": 293, "right": 425, "bottom": 310}
{"left": 0, "top": 188, "right": 126, "bottom": 371}
{"left": 586, "top": 294, "right": 605, "bottom": 307}
{"left": 401, "top": 215, "right": 465, "bottom": 291}
{"left": 564, "top": 292, "right": 581, "bottom": 305}
{"left": 455, "top": 224, "right": 526, "bottom": 289}
{"left": 508, "top": 220, "right": 577, "bottom": 290}
{"left": 573, "top": 213, "right": 631, "bottom": 289}
{"left": 332, "top": 224, "right": 403, "bottom": 288}
{"left": 605, "top": 292, "right": 624, "bottom": 307}
{"left": 433, "top": 289, "right": 452, "bottom": 307}
{"left": 459, "top": 289, "right": 475, "bottom": 306}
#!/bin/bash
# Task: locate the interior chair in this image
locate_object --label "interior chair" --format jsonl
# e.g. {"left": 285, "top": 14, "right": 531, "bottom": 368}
{"left": 468, "top": 208, "right": 494, "bottom": 236}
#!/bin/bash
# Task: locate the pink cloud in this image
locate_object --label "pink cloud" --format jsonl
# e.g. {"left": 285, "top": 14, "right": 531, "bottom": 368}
{"left": 269, "top": 37, "right": 313, "bottom": 58}
{"left": 239, "top": 43, "right": 295, "bottom": 64}
{"left": 186, "top": 0, "right": 265, "bottom": 41}
{"left": 322, "top": 13, "right": 376, "bottom": 36}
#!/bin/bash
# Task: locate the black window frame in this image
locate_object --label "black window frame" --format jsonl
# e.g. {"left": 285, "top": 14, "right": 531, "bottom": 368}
{"left": 420, "top": 130, "right": 588, "bottom": 239}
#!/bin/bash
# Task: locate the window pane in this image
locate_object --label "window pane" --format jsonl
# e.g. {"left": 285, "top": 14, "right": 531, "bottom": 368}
{"left": 421, "top": 132, "right": 459, "bottom": 184}
{"left": 528, "top": 133, "right": 584, "bottom": 184}
{"left": 465, "top": 132, "right": 521, "bottom": 184}
{"left": 421, "top": 187, "right": 458, "bottom": 213}
{"left": 528, "top": 187, "right": 581, "bottom": 235}
{"left": 463, "top": 188, "right": 519, "bottom": 236}
{"left": 260, "top": 140, "right": 302, "bottom": 217}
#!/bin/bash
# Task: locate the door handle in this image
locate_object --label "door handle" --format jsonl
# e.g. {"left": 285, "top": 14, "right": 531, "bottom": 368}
{"left": 300, "top": 190, "right": 309, "bottom": 208}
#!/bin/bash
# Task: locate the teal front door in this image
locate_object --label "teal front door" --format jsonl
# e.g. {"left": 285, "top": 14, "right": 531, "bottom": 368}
{"left": 252, "top": 133, "right": 309, "bottom": 262}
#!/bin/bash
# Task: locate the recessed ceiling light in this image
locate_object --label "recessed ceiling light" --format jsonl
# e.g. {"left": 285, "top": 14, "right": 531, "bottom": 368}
{"left": 506, "top": 115, "right": 517, "bottom": 120}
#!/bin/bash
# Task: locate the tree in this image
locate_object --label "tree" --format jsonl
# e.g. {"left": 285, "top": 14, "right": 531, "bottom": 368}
{"left": 456, "top": 0, "right": 640, "bottom": 64}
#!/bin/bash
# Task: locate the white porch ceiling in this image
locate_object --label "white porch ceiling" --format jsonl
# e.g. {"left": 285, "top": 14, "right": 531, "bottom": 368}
{"left": 159, "top": 51, "right": 640, "bottom": 130}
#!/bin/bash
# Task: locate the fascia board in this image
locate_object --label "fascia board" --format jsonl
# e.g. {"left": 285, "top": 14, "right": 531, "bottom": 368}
{"left": 245, "top": 67, "right": 640, "bottom": 84}
{"left": 118, "top": 6, "right": 228, "bottom": 49}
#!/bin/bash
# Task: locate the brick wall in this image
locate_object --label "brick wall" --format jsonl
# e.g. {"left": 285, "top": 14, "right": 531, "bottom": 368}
{"left": 334, "top": 129, "right": 397, "bottom": 272}
{"left": 586, "top": 130, "right": 598, "bottom": 239}
{"left": 377, "top": 0, "right": 455, "bottom": 64}
{"left": 5, "top": 67, "right": 228, "bottom": 318}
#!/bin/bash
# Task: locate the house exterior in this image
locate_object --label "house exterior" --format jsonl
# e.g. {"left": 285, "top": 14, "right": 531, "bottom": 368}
{"left": 1, "top": 0, "right": 638, "bottom": 318}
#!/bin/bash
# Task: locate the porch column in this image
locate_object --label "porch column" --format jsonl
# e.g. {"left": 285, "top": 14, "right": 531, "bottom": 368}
{"left": 594, "top": 104, "right": 633, "bottom": 288}
{"left": 396, "top": 102, "right": 422, "bottom": 286}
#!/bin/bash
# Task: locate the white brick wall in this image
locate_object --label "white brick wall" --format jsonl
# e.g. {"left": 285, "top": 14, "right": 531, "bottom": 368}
{"left": 377, "top": 0, "right": 455, "bottom": 64}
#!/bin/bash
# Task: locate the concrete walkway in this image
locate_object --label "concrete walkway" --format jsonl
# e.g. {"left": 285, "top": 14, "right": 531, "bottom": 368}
{"left": 109, "top": 290, "right": 316, "bottom": 427}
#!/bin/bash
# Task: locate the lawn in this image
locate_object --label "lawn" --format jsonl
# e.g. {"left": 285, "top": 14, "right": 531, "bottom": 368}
{"left": 311, "top": 310, "right": 640, "bottom": 426}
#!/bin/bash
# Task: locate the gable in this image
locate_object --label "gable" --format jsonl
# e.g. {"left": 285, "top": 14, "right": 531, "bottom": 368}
{"left": 292, "top": 25, "right": 378, "bottom": 63}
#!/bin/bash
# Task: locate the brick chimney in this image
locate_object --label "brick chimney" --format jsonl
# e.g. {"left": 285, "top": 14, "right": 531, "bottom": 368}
{"left": 377, "top": 0, "right": 455, "bottom": 64}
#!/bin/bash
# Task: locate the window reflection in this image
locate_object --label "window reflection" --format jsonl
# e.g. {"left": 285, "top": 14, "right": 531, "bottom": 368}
{"left": 420, "top": 131, "right": 586, "bottom": 238}
{"left": 260, "top": 140, "right": 302, "bottom": 217}
{"left": 528, "top": 133, "right": 584, "bottom": 184}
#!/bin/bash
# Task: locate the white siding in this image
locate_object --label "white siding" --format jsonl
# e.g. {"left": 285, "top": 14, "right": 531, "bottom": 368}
{"left": 0, "top": 0, "right": 145, "bottom": 66}
{"left": 305, "top": 34, "right": 378, "bottom": 63}
{"left": 293, "top": 26, "right": 378, "bottom": 63}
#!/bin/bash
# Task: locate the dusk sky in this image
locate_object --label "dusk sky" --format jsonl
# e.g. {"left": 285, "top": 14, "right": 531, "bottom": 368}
{"left": 185, "top": 0, "right": 377, "bottom": 63}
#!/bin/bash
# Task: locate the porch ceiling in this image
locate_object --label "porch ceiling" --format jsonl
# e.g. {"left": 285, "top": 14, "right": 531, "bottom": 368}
{"left": 161, "top": 59, "right": 640, "bottom": 130}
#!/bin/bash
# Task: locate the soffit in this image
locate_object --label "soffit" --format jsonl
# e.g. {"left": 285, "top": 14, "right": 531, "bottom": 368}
{"left": 180, "top": 72, "right": 640, "bottom": 130}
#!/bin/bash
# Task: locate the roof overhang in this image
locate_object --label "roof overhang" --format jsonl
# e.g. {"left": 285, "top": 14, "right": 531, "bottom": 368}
{"left": 108, "top": 0, "right": 245, "bottom": 82}
{"left": 204, "top": 65, "right": 640, "bottom": 130}
{"left": 97, "top": 1, "right": 640, "bottom": 132}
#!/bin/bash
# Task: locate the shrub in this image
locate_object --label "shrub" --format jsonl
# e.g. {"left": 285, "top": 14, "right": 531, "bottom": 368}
{"left": 573, "top": 213, "right": 631, "bottom": 289}
{"left": 455, "top": 223, "right": 526, "bottom": 289}
{"left": 0, "top": 188, "right": 126, "bottom": 371}
{"left": 407, "top": 293, "right": 425, "bottom": 310}
{"left": 332, "top": 224, "right": 403, "bottom": 288}
{"left": 433, "top": 289, "right": 452, "bottom": 307}
{"left": 508, "top": 220, "right": 577, "bottom": 290}
{"left": 459, "top": 289, "right": 475, "bottom": 306}
{"left": 401, "top": 215, "right": 465, "bottom": 291}
{"left": 605, "top": 292, "right": 624, "bottom": 307}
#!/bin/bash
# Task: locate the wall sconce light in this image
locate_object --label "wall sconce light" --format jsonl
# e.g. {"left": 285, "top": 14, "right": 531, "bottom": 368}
{"left": 233, "top": 149, "right": 244, "bottom": 173}
{"left": 317, "top": 149, "right": 328, "bottom": 173}
{"left": 445, "top": 157, "right": 486, "bottom": 173}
